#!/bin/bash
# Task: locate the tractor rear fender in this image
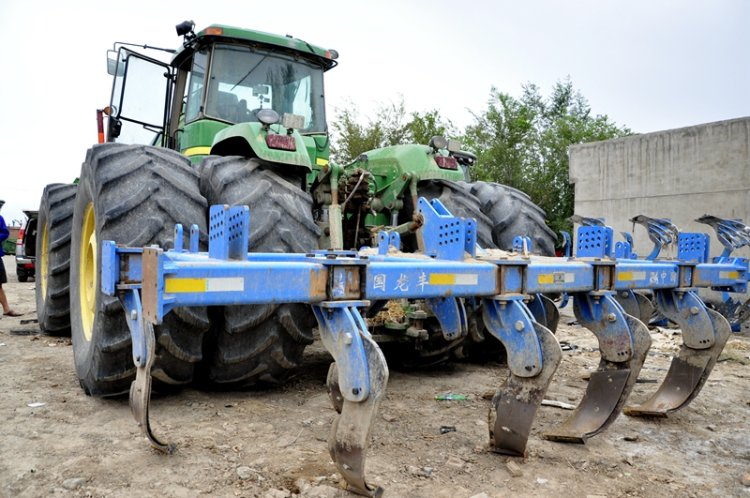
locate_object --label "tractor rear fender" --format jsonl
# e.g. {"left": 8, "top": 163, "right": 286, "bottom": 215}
{"left": 209, "top": 122, "right": 314, "bottom": 170}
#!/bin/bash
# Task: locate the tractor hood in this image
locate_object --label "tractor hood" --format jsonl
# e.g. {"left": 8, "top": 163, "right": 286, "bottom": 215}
{"left": 348, "top": 144, "right": 467, "bottom": 184}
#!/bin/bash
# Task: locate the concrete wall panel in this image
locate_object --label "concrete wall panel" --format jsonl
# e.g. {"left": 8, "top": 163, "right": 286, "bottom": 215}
{"left": 569, "top": 117, "right": 750, "bottom": 258}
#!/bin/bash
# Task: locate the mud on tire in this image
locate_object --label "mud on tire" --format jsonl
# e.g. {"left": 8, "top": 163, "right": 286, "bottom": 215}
{"left": 70, "top": 144, "right": 209, "bottom": 396}
{"left": 36, "top": 183, "right": 78, "bottom": 335}
{"left": 199, "top": 156, "right": 321, "bottom": 388}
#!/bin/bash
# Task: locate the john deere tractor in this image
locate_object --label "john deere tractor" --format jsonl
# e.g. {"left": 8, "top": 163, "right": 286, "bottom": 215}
{"left": 36, "top": 21, "right": 554, "bottom": 395}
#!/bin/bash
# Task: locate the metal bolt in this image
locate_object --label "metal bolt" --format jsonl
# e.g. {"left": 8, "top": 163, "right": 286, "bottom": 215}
{"left": 344, "top": 333, "right": 353, "bottom": 345}
{"left": 607, "top": 313, "right": 617, "bottom": 322}
{"left": 130, "top": 310, "right": 137, "bottom": 320}
{"left": 514, "top": 320, "right": 524, "bottom": 331}
{"left": 690, "top": 306, "right": 700, "bottom": 315}
{"left": 352, "top": 388, "right": 360, "bottom": 396}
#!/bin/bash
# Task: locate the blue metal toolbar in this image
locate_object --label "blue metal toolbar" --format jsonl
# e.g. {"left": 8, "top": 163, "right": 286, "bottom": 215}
{"left": 101, "top": 206, "right": 749, "bottom": 325}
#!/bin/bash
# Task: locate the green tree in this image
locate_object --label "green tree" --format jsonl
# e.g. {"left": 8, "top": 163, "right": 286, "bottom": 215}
{"left": 464, "top": 79, "right": 630, "bottom": 236}
{"left": 406, "top": 109, "right": 455, "bottom": 146}
{"left": 331, "top": 98, "right": 455, "bottom": 163}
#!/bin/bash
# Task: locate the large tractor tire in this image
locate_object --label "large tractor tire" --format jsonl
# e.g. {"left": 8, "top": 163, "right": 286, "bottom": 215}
{"left": 402, "top": 179, "right": 496, "bottom": 250}
{"left": 70, "top": 144, "right": 210, "bottom": 396}
{"left": 199, "top": 156, "right": 320, "bottom": 388}
{"left": 470, "top": 180, "right": 559, "bottom": 336}
{"left": 470, "top": 181, "right": 557, "bottom": 256}
{"left": 36, "top": 183, "right": 78, "bottom": 335}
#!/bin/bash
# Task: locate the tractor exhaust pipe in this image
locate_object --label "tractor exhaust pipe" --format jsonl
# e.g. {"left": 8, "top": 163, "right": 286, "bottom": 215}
{"left": 96, "top": 109, "right": 106, "bottom": 144}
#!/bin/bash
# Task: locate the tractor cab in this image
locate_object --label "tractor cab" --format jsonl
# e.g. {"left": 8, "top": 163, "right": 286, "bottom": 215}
{"left": 105, "top": 22, "right": 338, "bottom": 168}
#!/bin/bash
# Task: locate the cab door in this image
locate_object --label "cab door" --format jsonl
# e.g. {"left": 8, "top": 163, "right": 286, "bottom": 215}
{"left": 106, "top": 48, "right": 173, "bottom": 145}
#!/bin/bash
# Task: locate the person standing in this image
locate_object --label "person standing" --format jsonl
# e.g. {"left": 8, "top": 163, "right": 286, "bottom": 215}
{"left": 0, "top": 200, "right": 22, "bottom": 317}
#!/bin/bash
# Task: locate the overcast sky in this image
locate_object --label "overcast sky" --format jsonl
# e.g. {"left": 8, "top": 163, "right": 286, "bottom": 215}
{"left": 0, "top": 0, "right": 748, "bottom": 226}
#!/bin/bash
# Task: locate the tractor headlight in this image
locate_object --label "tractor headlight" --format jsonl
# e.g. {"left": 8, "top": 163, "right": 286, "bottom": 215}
{"left": 256, "top": 109, "right": 280, "bottom": 126}
{"left": 429, "top": 135, "right": 448, "bottom": 151}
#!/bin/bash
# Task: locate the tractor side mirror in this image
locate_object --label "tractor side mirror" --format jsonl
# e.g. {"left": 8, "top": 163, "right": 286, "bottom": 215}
{"left": 106, "top": 50, "right": 125, "bottom": 76}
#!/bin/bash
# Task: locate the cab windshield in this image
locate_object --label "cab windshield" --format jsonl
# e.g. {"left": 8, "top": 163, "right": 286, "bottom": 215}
{"left": 188, "top": 43, "right": 326, "bottom": 133}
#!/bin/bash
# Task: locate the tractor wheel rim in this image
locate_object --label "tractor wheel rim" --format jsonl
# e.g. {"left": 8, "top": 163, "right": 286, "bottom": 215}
{"left": 79, "top": 202, "right": 97, "bottom": 342}
{"left": 40, "top": 221, "right": 49, "bottom": 298}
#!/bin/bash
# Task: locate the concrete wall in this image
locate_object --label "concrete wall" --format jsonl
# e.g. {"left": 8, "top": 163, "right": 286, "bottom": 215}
{"left": 569, "top": 117, "right": 750, "bottom": 259}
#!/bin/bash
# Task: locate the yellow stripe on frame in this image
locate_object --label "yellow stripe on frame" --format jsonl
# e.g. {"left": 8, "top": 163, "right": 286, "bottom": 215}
{"left": 538, "top": 274, "right": 554, "bottom": 285}
{"left": 183, "top": 146, "right": 212, "bottom": 157}
{"left": 538, "top": 272, "right": 575, "bottom": 284}
{"left": 429, "top": 274, "right": 456, "bottom": 285}
{"left": 316, "top": 157, "right": 329, "bottom": 166}
{"left": 165, "top": 278, "right": 206, "bottom": 293}
{"left": 428, "top": 273, "right": 479, "bottom": 286}
{"left": 618, "top": 271, "right": 646, "bottom": 281}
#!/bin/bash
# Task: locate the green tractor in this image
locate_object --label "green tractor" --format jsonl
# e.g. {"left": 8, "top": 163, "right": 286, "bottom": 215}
{"left": 36, "top": 21, "right": 555, "bottom": 396}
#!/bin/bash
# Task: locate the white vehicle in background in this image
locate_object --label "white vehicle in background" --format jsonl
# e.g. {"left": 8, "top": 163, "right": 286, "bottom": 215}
{"left": 15, "top": 210, "right": 37, "bottom": 282}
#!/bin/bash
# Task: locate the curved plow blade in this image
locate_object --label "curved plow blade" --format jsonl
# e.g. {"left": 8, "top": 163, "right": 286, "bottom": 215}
{"left": 615, "top": 290, "right": 656, "bottom": 327}
{"left": 488, "top": 322, "right": 562, "bottom": 456}
{"left": 528, "top": 294, "right": 561, "bottom": 334}
{"left": 327, "top": 362, "right": 344, "bottom": 415}
{"left": 544, "top": 315, "right": 651, "bottom": 442}
{"left": 327, "top": 335, "right": 388, "bottom": 497}
{"left": 625, "top": 308, "right": 731, "bottom": 416}
{"left": 129, "top": 320, "right": 175, "bottom": 454}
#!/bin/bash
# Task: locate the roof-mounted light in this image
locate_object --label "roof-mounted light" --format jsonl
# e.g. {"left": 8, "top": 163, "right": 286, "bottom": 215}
{"left": 205, "top": 27, "right": 224, "bottom": 36}
{"left": 175, "top": 20, "right": 195, "bottom": 36}
{"left": 176, "top": 20, "right": 196, "bottom": 45}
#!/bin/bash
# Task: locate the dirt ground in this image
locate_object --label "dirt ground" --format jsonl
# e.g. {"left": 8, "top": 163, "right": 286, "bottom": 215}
{"left": 1, "top": 254, "right": 749, "bottom": 498}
